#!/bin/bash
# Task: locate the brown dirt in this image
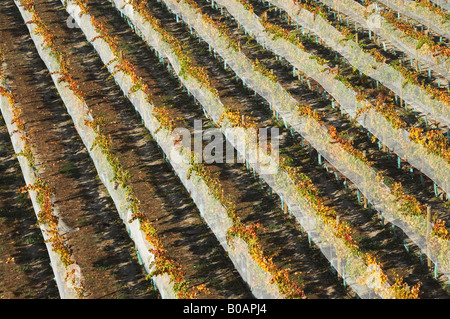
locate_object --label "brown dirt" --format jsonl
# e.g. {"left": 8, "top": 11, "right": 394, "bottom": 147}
{"left": 2, "top": 0, "right": 448, "bottom": 299}
{"left": 1, "top": 0, "right": 156, "bottom": 299}
{"left": 27, "top": 0, "right": 254, "bottom": 299}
